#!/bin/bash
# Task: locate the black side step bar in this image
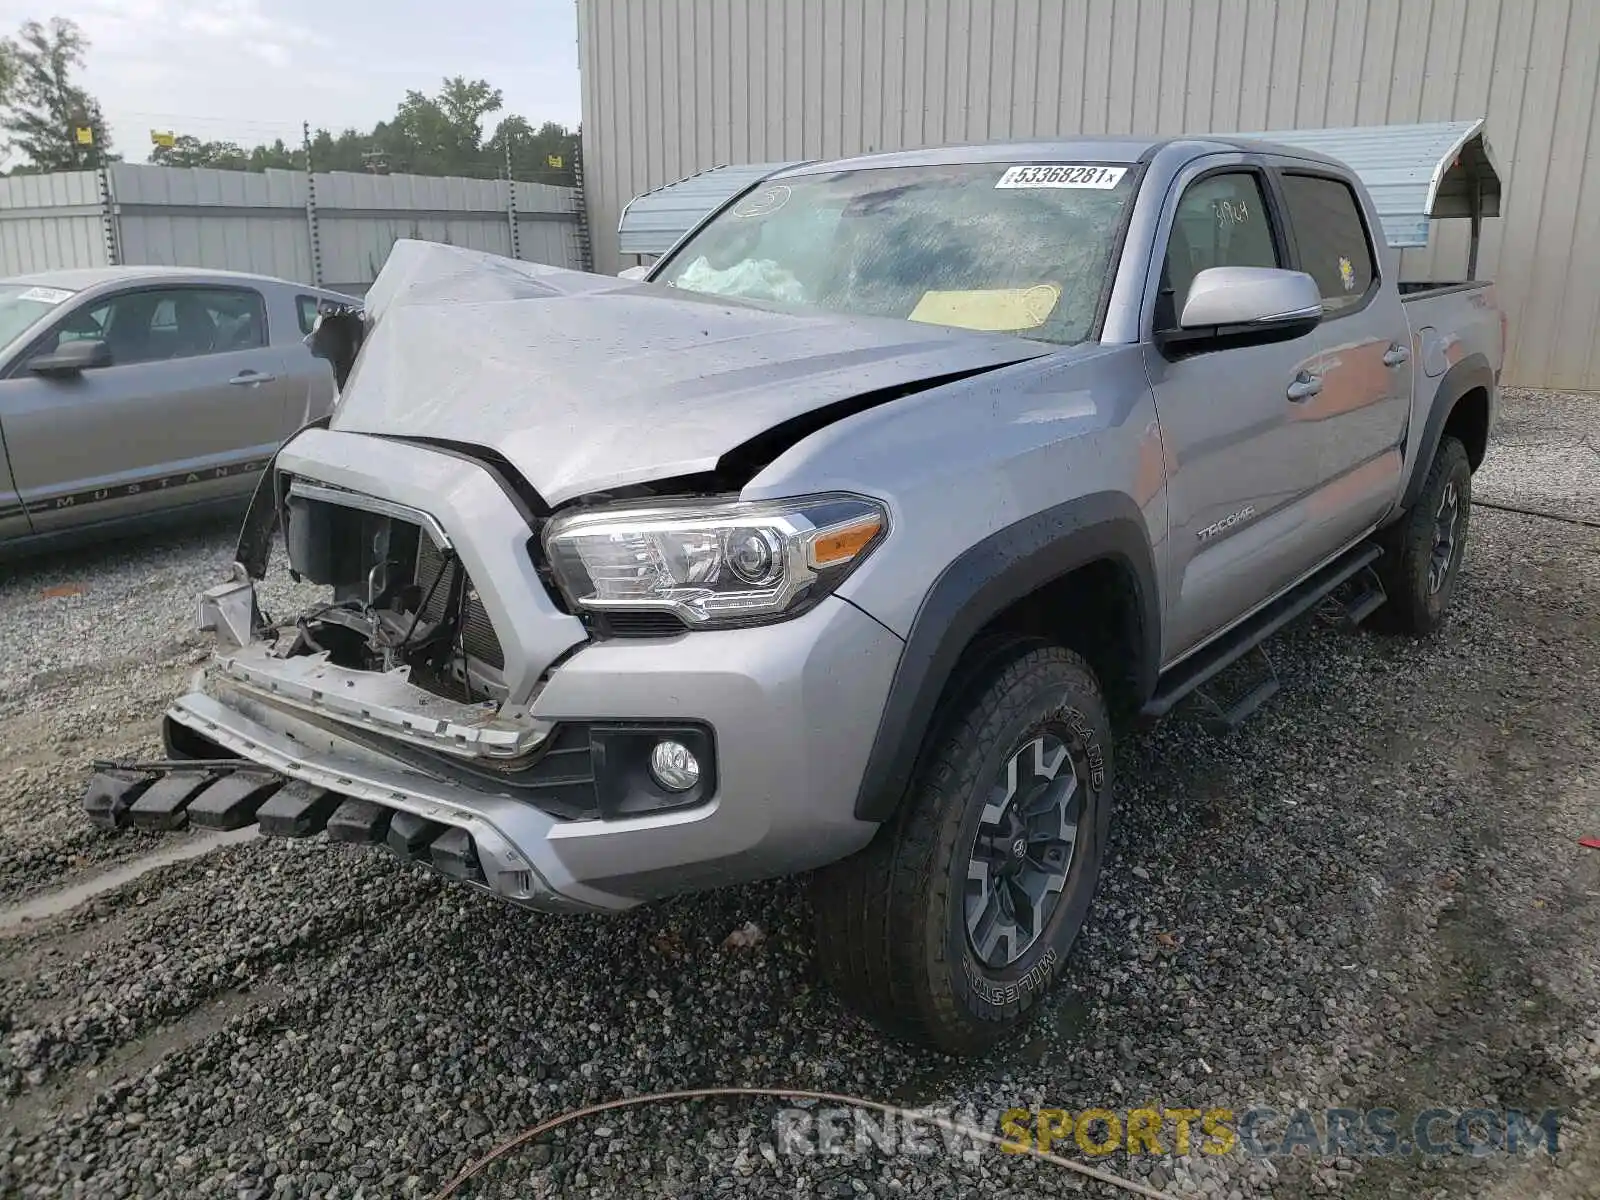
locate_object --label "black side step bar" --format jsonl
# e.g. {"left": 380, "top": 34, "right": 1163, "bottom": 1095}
{"left": 1335, "top": 564, "right": 1389, "bottom": 629}
{"left": 1190, "top": 644, "right": 1279, "bottom": 735}
{"left": 1142, "top": 542, "right": 1383, "bottom": 723}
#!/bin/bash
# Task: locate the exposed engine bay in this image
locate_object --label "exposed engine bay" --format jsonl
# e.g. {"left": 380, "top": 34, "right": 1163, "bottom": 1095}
{"left": 258, "top": 296, "right": 518, "bottom": 705}
{"left": 273, "top": 480, "right": 510, "bottom": 705}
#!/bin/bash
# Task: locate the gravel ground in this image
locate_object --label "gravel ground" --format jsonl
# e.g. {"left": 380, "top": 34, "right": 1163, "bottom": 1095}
{"left": 1475, "top": 388, "right": 1600, "bottom": 522}
{"left": 0, "top": 516, "right": 324, "bottom": 906}
{"left": 1, "top": 391, "right": 1596, "bottom": 1199}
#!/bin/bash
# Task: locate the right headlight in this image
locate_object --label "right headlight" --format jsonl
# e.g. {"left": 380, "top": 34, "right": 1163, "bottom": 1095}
{"left": 542, "top": 493, "right": 888, "bottom": 628}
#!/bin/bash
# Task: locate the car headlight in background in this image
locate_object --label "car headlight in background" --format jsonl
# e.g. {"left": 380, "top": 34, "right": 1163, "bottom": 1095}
{"left": 542, "top": 494, "right": 887, "bottom": 628}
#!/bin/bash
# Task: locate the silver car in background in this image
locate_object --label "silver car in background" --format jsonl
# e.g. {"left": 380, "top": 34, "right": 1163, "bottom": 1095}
{"left": 0, "top": 266, "right": 359, "bottom": 557}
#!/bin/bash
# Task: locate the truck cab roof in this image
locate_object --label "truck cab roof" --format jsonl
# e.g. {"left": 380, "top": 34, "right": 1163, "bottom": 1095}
{"left": 774, "top": 134, "right": 1351, "bottom": 178}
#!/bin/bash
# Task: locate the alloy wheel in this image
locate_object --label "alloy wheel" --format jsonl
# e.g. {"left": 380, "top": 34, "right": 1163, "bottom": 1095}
{"left": 963, "top": 731, "right": 1084, "bottom": 969}
{"left": 1428, "top": 478, "right": 1461, "bottom": 594}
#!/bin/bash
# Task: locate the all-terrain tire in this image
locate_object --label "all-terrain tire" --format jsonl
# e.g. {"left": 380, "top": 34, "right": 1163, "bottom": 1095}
{"left": 1375, "top": 435, "right": 1473, "bottom": 636}
{"left": 812, "top": 639, "right": 1113, "bottom": 1057}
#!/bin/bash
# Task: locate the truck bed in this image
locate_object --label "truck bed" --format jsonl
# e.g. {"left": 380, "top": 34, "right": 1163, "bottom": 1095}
{"left": 1394, "top": 276, "right": 1504, "bottom": 509}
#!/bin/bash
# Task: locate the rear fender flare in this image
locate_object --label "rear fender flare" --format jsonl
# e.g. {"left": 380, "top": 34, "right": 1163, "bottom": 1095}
{"left": 852, "top": 491, "right": 1160, "bottom": 822}
{"left": 1400, "top": 353, "right": 1493, "bottom": 513}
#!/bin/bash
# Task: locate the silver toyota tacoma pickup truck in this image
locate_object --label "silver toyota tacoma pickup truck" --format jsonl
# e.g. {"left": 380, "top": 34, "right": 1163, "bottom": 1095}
{"left": 86, "top": 134, "right": 1505, "bottom": 1055}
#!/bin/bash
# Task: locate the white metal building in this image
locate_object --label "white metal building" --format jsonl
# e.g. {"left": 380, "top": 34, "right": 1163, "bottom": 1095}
{"left": 577, "top": 0, "right": 1600, "bottom": 392}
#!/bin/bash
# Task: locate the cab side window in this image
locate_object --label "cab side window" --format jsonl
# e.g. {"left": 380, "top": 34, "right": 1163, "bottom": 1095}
{"left": 39, "top": 287, "right": 267, "bottom": 366}
{"left": 1278, "top": 173, "right": 1377, "bottom": 316}
{"left": 1158, "top": 172, "right": 1281, "bottom": 328}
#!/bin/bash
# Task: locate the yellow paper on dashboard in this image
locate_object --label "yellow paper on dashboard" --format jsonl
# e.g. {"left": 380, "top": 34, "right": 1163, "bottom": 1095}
{"left": 908, "top": 284, "right": 1061, "bottom": 332}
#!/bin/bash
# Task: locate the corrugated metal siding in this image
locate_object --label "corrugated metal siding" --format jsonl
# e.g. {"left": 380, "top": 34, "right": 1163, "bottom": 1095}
{"left": 579, "top": 0, "right": 1600, "bottom": 390}
{"left": 619, "top": 161, "right": 801, "bottom": 255}
{"left": 0, "top": 164, "right": 583, "bottom": 294}
{"left": 1241, "top": 121, "right": 1498, "bottom": 247}
{"left": 0, "top": 171, "right": 108, "bottom": 273}
{"left": 110, "top": 165, "right": 312, "bottom": 283}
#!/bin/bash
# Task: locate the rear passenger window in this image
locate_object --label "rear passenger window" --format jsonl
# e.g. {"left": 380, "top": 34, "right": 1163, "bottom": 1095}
{"left": 1280, "top": 174, "right": 1377, "bottom": 315}
{"left": 1160, "top": 172, "right": 1280, "bottom": 327}
{"left": 297, "top": 295, "right": 320, "bottom": 337}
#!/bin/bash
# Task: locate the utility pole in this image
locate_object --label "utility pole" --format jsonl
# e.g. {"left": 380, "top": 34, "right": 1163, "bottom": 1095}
{"left": 76, "top": 111, "right": 121, "bottom": 266}
{"left": 505, "top": 138, "right": 521, "bottom": 260}
{"left": 303, "top": 121, "right": 324, "bottom": 287}
{"left": 69, "top": 109, "right": 98, "bottom": 170}
{"left": 571, "top": 125, "right": 593, "bottom": 273}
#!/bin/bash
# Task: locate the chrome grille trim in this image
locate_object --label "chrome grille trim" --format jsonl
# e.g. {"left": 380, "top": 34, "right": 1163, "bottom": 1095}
{"left": 287, "top": 479, "right": 452, "bottom": 551}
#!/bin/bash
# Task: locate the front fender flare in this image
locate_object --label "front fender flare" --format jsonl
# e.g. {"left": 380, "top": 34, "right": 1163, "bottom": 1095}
{"left": 851, "top": 492, "right": 1160, "bottom": 822}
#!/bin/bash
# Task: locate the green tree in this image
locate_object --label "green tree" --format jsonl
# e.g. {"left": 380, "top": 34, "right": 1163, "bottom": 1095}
{"left": 0, "top": 39, "right": 14, "bottom": 164}
{"left": 150, "top": 134, "right": 249, "bottom": 170}
{"left": 0, "top": 17, "right": 114, "bottom": 170}
{"left": 246, "top": 138, "right": 302, "bottom": 172}
{"left": 484, "top": 116, "right": 577, "bottom": 185}
{"left": 378, "top": 76, "right": 503, "bottom": 175}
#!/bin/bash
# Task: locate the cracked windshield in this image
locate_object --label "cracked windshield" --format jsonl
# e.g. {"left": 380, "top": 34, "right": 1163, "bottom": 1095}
{"left": 654, "top": 162, "right": 1138, "bottom": 344}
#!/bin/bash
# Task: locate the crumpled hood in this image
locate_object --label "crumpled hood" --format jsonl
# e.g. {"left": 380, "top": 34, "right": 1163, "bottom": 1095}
{"left": 329, "top": 241, "right": 1051, "bottom": 505}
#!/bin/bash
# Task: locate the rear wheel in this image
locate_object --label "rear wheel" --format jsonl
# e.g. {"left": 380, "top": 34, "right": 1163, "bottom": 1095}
{"left": 1376, "top": 435, "right": 1472, "bottom": 635}
{"left": 812, "top": 639, "right": 1112, "bottom": 1056}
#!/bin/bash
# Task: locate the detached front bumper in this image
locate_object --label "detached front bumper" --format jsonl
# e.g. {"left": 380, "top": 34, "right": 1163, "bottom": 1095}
{"left": 164, "top": 588, "right": 901, "bottom": 912}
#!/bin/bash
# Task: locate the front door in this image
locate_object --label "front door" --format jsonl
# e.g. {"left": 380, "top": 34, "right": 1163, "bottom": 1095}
{"left": 1, "top": 284, "right": 292, "bottom": 534}
{"left": 0, "top": 427, "right": 27, "bottom": 541}
{"left": 1144, "top": 161, "right": 1329, "bottom": 662}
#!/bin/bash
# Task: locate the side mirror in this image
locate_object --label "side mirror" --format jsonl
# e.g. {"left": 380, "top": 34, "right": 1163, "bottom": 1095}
{"left": 29, "top": 338, "right": 113, "bottom": 376}
{"left": 1160, "top": 267, "right": 1323, "bottom": 355}
{"left": 617, "top": 265, "right": 650, "bottom": 281}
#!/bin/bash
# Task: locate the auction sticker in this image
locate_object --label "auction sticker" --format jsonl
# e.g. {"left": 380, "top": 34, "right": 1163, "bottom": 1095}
{"left": 16, "top": 286, "right": 74, "bottom": 304}
{"left": 995, "top": 164, "right": 1127, "bottom": 189}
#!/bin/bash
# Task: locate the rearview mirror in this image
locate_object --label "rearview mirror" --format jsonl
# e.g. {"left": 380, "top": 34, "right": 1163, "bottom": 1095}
{"left": 1160, "top": 267, "right": 1323, "bottom": 355}
{"left": 617, "top": 265, "right": 650, "bottom": 281}
{"left": 29, "top": 338, "right": 112, "bottom": 376}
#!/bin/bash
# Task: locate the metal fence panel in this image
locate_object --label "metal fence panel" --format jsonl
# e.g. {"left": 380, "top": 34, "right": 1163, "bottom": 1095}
{"left": 0, "top": 170, "right": 108, "bottom": 273}
{"left": 0, "top": 163, "right": 582, "bottom": 292}
{"left": 316, "top": 215, "right": 514, "bottom": 294}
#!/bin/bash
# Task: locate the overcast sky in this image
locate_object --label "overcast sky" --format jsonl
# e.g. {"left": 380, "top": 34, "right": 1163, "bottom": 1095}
{"left": 0, "top": 0, "right": 583, "bottom": 161}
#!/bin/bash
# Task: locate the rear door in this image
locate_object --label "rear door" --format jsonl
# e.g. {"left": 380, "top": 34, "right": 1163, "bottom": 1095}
{"left": 1144, "top": 157, "right": 1330, "bottom": 660}
{"left": 1, "top": 284, "right": 293, "bottom": 534}
{"left": 1275, "top": 167, "right": 1414, "bottom": 545}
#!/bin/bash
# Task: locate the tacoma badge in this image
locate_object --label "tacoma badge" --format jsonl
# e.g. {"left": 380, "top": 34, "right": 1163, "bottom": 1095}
{"left": 1197, "top": 505, "right": 1256, "bottom": 542}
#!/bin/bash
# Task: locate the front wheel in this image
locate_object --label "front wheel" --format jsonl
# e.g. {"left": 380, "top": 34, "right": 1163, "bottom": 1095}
{"left": 1376, "top": 435, "right": 1473, "bottom": 636}
{"left": 812, "top": 640, "right": 1113, "bottom": 1056}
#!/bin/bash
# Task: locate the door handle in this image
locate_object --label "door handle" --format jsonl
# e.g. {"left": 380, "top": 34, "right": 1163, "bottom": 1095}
{"left": 1286, "top": 372, "right": 1323, "bottom": 401}
{"left": 1382, "top": 343, "right": 1411, "bottom": 367}
{"left": 229, "top": 371, "right": 277, "bottom": 386}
